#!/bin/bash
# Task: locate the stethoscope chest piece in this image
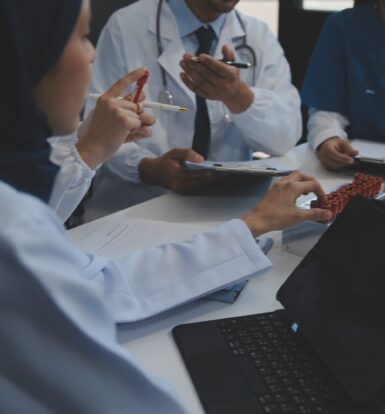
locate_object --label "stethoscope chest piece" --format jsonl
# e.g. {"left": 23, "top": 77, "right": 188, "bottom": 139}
{"left": 159, "top": 89, "right": 174, "bottom": 105}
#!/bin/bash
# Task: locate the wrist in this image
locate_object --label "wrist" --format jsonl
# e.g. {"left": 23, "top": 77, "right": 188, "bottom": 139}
{"left": 316, "top": 136, "right": 340, "bottom": 153}
{"left": 75, "top": 141, "right": 104, "bottom": 170}
{"left": 223, "top": 81, "right": 254, "bottom": 114}
{"left": 138, "top": 157, "right": 160, "bottom": 186}
{"left": 241, "top": 210, "right": 272, "bottom": 238}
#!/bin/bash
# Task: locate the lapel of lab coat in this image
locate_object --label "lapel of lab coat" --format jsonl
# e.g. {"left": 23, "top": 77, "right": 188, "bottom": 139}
{"left": 148, "top": 1, "right": 196, "bottom": 107}
{"left": 148, "top": 4, "right": 246, "bottom": 108}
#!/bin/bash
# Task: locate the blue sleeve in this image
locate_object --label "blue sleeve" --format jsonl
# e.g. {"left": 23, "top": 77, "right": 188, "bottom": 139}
{"left": 301, "top": 13, "right": 348, "bottom": 115}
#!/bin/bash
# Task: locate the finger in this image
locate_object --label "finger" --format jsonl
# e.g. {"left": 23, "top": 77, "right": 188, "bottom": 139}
{"left": 222, "top": 44, "right": 235, "bottom": 61}
{"left": 183, "top": 53, "right": 217, "bottom": 76}
{"left": 300, "top": 207, "right": 333, "bottom": 223}
{"left": 126, "top": 127, "right": 152, "bottom": 142}
{"left": 125, "top": 134, "right": 148, "bottom": 143}
{"left": 118, "top": 108, "right": 141, "bottom": 131}
{"left": 180, "top": 73, "right": 210, "bottom": 98}
{"left": 111, "top": 99, "right": 143, "bottom": 113}
{"left": 321, "top": 158, "right": 349, "bottom": 171}
{"left": 339, "top": 140, "right": 359, "bottom": 157}
{"left": 325, "top": 142, "right": 355, "bottom": 163}
{"left": 104, "top": 67, "right": 147, "bottom": 98}
{"left": 124, "top": 90, "right": 146, "bottom": 103}
{"left": 180, "top": 60, "right": 216, "bottom": 89}
{"left": 133, "top": 125, "right": 153, "bottom": 137}
{"left": 280, "top": 171, "right": 314, "bottom": 183}
{"left": 198, "top": 54, "right": 238, "bottom": 78}
{"left": 139, "top": 111, "right": 156, "bottom": 127}
{"left": 279, "top": 173, "right": 328, "bottom": 201}
{"left": 168, "top": 148, "right": 204, "bottom": 162}
{"left": 327, "top": 148, "right": 355, "bottom": 164}
{"left": 294, "top": 180, "right": 327, "bottom": 202}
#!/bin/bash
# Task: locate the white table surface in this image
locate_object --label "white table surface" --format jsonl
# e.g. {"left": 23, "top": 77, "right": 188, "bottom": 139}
{"left": 70, "top": 144, "right": 356, "bottom": 413}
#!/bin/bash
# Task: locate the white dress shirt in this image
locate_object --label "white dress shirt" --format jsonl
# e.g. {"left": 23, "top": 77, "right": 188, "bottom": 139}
{"left": 307, "top": 109, "right": 350, "bottom": 151}
{"left": 0, "top": 180, "right": 271, "bottom": 412}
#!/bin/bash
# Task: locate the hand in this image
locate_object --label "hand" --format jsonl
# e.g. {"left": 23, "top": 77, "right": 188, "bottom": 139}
{"left": 138, "top": 148, "right": 217, "bottom": 193}
{"left": 316, "top": 137, "right": 359, "bottom": 171}
{"left": 76, "top": 68, "right": 156, "bottom": 170}
{"left": 241, "top": 172, "right": 332, "bottom": 237}
{"left": 179, "top": 45, "right": 254, "bottom": 114}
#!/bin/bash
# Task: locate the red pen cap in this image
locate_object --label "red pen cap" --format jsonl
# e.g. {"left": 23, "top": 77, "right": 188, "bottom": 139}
{"left": 133, "top": 70, "right": 149, "bottom": 103}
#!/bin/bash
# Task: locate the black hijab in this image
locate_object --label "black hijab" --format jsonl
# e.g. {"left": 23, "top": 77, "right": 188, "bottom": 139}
{"left": 0, "top": 0, "right": 82, "bottom": 202}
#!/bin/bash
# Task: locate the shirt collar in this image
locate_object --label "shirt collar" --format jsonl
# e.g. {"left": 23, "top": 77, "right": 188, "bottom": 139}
{"left": 167, "top": 0, "right": 226, "bottom": 39}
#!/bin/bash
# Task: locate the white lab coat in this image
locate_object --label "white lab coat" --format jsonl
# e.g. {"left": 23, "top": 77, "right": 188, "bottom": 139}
{"left": 0, "top": 180, "right": 271, "bottom": 412}
{"left": 88, "top": 0, "right": 301, "bottom": 182}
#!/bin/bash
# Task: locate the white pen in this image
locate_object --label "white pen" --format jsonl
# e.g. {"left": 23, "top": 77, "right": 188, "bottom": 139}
{"left": 88, "top": 93, "right": 188, "bottom": 113}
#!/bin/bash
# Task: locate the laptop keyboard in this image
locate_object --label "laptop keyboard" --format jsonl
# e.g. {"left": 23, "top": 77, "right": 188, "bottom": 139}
{"left": 216, "top": 312, "right": 353, "bottom": 414}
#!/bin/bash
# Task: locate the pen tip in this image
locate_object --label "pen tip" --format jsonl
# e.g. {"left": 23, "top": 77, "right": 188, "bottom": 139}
{"left": 179, "top": 108, "right": 188, "bottom": 112}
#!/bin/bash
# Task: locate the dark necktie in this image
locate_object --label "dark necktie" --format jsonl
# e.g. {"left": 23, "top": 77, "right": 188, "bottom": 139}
{"left": 192, "top": 26, "right": 216, "bottom": 158}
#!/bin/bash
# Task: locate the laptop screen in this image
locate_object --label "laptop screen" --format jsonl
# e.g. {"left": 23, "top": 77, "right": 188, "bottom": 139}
{"left": 277, "top": 197, "right": 385, "bottom": 403}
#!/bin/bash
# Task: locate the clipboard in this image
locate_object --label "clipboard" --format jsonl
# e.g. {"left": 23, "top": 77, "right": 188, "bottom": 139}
{"left": 183, "top": 161, "right": 294, "bottom": 177}
{"left": 351, "top": 139, "right": 385, "bottom": 173}
{"left": 353, "top": 156, "right": 385, "bottom": 173}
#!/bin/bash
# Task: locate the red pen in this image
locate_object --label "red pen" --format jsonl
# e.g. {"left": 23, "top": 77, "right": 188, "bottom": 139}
{"left": 133, "top": 70, "right": 149, "bottom": 104}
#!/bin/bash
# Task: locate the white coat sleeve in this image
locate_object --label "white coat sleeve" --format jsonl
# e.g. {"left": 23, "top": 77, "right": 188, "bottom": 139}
{"left": 49, "top": 135, "right": 95, "bottom": 222}
{"left": 0, "top": 185, "right": 272, "bottom": 412}
{"left": 9, "top": 182, "right": 272, "bottom": 324}
{"left": 87, "top": 14, "right": 156, "bottom": 183}
{"left": 307, "top": 108, "right": 350, "bottom": 151}
{"left": 230, "top": 26, "right": 302, "bottom": 156}
{"left": 0, "top": 186, "right": 187, "bottom": 414}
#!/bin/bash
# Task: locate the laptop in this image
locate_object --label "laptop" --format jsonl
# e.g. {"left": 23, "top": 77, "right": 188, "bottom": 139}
{"left": 173, "top": 197, "right": 385, "bottom": 414}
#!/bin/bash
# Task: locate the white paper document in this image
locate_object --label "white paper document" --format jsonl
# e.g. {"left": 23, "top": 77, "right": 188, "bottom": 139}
{"left": 69, "top": 217, "right": 210, "bottom": 260}
{"left": 353, "top": 139, "right": 385, "bottom": 161}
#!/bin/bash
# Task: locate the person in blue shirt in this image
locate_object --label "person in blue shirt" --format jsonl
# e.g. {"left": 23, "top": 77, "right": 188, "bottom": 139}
{"left": 301, "top": 0, "right": 385, "bottom": 171}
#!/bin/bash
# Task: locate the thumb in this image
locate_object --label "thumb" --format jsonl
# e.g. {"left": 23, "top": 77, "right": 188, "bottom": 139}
{"left": 168, "top": 148, "right": 204, "bottom": 162}
{"left": 222, "top": 44, "right": 235, "bottom": 61}
{"left": 340, "top": 140, "right": 359, "bottom": 157}
{"left": 302, "top": 208, "right": 333, "bottom": 223}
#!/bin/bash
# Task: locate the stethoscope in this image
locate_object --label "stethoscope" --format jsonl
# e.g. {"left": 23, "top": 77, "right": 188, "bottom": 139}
{"left": 156, "top": 0, "right": 257, "bottom": 107}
